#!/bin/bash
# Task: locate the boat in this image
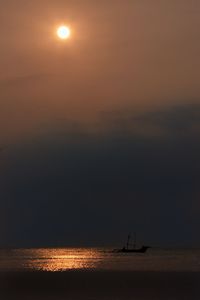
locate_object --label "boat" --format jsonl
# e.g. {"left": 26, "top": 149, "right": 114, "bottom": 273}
{"left": 114, "top": 234, "right": 150, "bottom": 253}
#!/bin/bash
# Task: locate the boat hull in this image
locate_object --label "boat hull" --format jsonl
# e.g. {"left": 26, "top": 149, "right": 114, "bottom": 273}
{"left": 114, "top": 246, "right": 150, "bottom": 253}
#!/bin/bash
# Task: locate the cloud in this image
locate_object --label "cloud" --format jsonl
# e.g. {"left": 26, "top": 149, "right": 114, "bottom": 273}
{"left": 135, "top": 104, "right": 200, "bottom": 134}
{"left": 0, "top": 73, "right": 51, "bottom": 88}
{"left": 99, "top": 103, "right": 200, "bottom": 137}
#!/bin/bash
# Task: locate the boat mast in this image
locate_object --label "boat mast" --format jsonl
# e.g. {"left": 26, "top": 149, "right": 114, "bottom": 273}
{"left": 126, "top": 234, "right": 131, "bottom": 249}
{"left": 133, "top": 232, "right": 136, "bottom": 249}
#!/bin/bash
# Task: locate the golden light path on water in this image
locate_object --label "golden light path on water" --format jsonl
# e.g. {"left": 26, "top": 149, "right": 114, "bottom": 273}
{"left": 20, "top": 248, "right": 102, "bottom": 271}
{"left": 2, "top": 248, "right": 200, "bottom": 272}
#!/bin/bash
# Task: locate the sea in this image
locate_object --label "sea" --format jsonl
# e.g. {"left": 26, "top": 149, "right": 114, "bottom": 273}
{"left": 1, "top": 247, "right": 200, "bottom": 272}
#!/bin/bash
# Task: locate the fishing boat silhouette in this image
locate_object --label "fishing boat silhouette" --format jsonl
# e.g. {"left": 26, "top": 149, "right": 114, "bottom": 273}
{"left": 114, "top": 234, "right": 150, "bottom": 253}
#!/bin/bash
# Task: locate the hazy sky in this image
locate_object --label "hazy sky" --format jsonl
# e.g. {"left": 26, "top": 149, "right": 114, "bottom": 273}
{"left": 1, "top": 0, "right": 200, "bottom": 247}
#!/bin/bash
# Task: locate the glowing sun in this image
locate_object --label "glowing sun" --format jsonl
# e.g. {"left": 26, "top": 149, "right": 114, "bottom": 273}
{"left": 57, "top": 26, "right": 71, "bottom": 40}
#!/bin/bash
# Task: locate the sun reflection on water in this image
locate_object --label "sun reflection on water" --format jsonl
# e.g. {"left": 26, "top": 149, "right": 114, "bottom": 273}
{"left": 20, "top": 248, "right": 101, "bottom": 271}
{"left": 2, "top": 248, "right": 200, "bottom": 272}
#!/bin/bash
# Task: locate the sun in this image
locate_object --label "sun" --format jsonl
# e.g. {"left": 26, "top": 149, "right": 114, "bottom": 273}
{"left": 57, "top": 26, "right": 71, "bottom": 40}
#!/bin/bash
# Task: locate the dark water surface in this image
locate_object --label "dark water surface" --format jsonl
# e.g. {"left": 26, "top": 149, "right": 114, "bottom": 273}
{"left": 1, "top": 247, "right": 200, "bottom": 272}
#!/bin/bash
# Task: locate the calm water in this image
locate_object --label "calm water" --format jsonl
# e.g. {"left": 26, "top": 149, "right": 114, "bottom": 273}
{"left": 1, "top": 248, "right": 200, "bottom": 272}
